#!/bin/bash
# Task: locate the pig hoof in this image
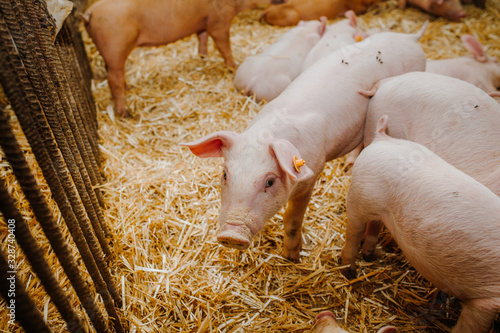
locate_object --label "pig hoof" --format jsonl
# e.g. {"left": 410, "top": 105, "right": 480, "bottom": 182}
{"left": 362, "top": 252, "right": 377, "bottom": 262}
{"left": 116, "top": 107, "right": 130, "bottom": 117}
{"left": 341, "top": 267, "right": 357, "bottom": 280}
{"left": 282, "top": 252, "right": 300, "bottom": 263}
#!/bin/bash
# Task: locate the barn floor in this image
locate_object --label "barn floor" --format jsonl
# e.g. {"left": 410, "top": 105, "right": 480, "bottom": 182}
{"left": 1, "top": 0, "right": 500, "bottom": 332}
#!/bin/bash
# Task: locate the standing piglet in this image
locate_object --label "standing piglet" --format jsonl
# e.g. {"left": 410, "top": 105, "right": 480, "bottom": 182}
{"left": 341, "top": 115, "right": 500, "bottom": 333}
{"left": 182, "top": 25, "right": 427, "bottom": 262}
{"left": 261, "top": 0, "right": 381, "bottom": 27}
{"left": 314, "top": 311, "right": 396, "bottom": 333}
{"left": 397, "top": 0, "right": 466, "bottom": 21}
{"left": 82, "top": 0, "right": 285, "bottom": 116}
{"left": 426, "top": 35, "right": 500, "bottom": 94}
{"left": 301, "top": 11, "right": 367, "bottom": 71}
{"left": 363, "top": 72, "right": 500, "bottom": 196}
{"left": 233, "top": 18, "right": 327, "bottom": 102}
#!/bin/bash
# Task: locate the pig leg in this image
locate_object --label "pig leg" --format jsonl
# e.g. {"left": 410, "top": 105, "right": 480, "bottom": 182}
{"left": 344, "top": 143, "right": 363, "bottom": 175}
{"left": 452, "top": 298, "right": 499, "bottom": 333}
{"left": 94, "top": 32, "right": 137, "bottom": 117}
{"left": 340, "top": 216, "right": 371, "bottom": 278}
{"left": 207, "top": 23, "right": 236, "bottom": 69}
{"left": 282, "top": 189, "right": 314, "bottom": 262}
{"left": 197, "top": 31, "right": 209, "bottom": 58}
{"left": 361, "top": 220, "right": 383, "bottom": 261}
{"left": 106, "top": 61, "right": 129, "bottom": 117}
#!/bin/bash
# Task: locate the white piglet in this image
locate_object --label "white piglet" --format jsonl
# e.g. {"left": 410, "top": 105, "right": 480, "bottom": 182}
{"left": 233, "top": 18, "right": 327, "bottom": 102}
{"left": 426, "top": 34, "right": 500, "bottom": 94}
{"left": 182, "top": 24, "right": 428, "bottom": 262}
{"left": 341, "top": 115, "right": 500, "bottom": 333}
{"left": 301, "top": 10, "right": 367, "bottom": 71}
{"left": 363, "top": 71, "right": 500, "bottom": 196}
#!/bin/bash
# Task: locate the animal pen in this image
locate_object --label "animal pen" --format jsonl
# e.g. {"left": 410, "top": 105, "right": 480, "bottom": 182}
{"left": 0, "top": 0, "right": 499, "bottom": 332}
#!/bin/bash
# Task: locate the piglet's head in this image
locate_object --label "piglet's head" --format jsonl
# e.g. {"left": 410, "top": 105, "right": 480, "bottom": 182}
{"left": 462, "top": 34, "right": 500, "bottom": 89}
{"left": 181, "top": 131, "right": 313, "bottom": 251}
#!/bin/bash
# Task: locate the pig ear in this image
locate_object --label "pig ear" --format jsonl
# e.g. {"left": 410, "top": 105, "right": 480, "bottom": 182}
{"left": 270, "top": 139, "right": 314, "bottom": 181}
{"left": 377, "top": 326, "right": 397, "bottom": 333}
{"left": 344, "top": 10, "right": 357, "bottom": 27}
{"left": 461, "top": 35, "right": 487, "bottom": 63}
{"left": 180, "top": 131, "right": 239, "bottom": 158}
{"left": 319, "top": 16, "right": 327, "bottom": 35}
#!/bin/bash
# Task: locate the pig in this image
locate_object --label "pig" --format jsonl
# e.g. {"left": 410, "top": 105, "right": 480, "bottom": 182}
{"left": 81, "top": 0, "right": 285, "bottom": 116}
{"left": 426, "top": 35, "right": 500, "bottom": 94}
{"left": 361, "top": 71, "right": 500, "bottom": 196}
{"left": 397, "top": 0, "right": 466, "bottom": 21}
{"left": 301, "top": 11, "right": 368, "bottom": 71}
{"left": 314, "top": 311, "right": 396, "bottom": 333}
{"left": 181, "top": 24, "right": 428, "bottom": 262}
{"left": 340, "top": 115, "right": 500, "bottom": 333}
{"left": 261, "top": 0, "right": 381, "bottom": 27}
{"left": 233, "top": 18, "right": 327, "bottom": 102}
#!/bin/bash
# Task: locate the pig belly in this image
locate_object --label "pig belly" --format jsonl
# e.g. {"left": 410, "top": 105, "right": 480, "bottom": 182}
{"left": 386, "top": 212, "right": 500, "bottom": 300}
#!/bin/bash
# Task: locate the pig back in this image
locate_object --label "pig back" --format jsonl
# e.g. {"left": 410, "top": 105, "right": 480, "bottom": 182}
{"left": 364, "top": 72, "right": 500, "bottom": 196}
{"left": 349, "top": 138, "right": 500, "bottom": 299}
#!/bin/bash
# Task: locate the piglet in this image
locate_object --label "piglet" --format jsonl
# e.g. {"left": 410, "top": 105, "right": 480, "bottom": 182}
{"left": 362, "top": 71, "right": 500, "bottom": 196}
{"left": 341, "top": 115, "right": 500, "bottom": 333}
{"left": 261, "top": 0, "right": 381, "bottom": 27}
{"left": 182, "top": 24, "right": 428, "bottom": 262}
{"left": 314, "top": 311, "right": 397, "bottom": 333}
{"left": 426, "top": 35, "right": 500, "bottom": 94}
{"left": 398, "top": 0, "right": 466, "bottom": 21}
{"left": 81, "top": 0, "right": 285, "bottom": 116}
{"left": 301, "top": 11, "right": 367, "bottom": 71}
{"left": 233, "top": 18, "right": 327, "bottom": 102}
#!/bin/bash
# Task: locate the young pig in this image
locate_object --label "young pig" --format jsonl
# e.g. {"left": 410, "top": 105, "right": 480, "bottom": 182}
{"left": 363, "top": 71, "right": 500, "bottom": 196}
{"left": 181, "top": 25, "right": 428, "bottom": 262}
{"left": 82, "top": 0, "right": 285, "bottom": 116}
{"left": 315, "top": 311, "right": 396, "bottom": 333}
{"left": 261, "top": 0, "right": 381, "bottom": 27}
{"left": 426, "top": 35, "right": 500, "bottom": 94}
{"left": 397, "top": 0, "right": 466, "bottom": 21}
{"left": 341, "top": 115, "right": 500, "bottom": 333}
{"left": 301, "top": 11, "right": 367, "bottom": 71}
{"left": 233, "top": 18, "right": 327, "bottom": 102}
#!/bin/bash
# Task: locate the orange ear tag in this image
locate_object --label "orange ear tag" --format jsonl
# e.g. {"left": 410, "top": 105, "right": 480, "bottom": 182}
{"left": 293, "top": 155, "right": 306, "bottom": 173}
{"left": 355, "top": 35, "right": 364, "bottom": 42}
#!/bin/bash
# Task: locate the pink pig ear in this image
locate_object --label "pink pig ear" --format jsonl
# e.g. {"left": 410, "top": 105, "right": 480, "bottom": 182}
{"left": 344, "top": 10, "right": 357, "bottom": 27}
{"left": 270, "top": 139, "right": 314, "bottom": 181}
{"left": 180, "top": 131, "right": 239, "bottom": 158}
{"left": 461, "top": 35, "right": 487, "bottom": 62}
{"left": 319, "top": 16, "right": 327, "bottom": 35}
{"left": 377, "top": 326, "right": 397, "bottom": 333}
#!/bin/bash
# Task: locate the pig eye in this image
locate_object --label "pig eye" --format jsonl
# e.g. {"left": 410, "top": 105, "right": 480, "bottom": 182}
{"left": 222, "top": 171, "right": 227, "bottom": 182}
{"left": 265, "top": 177, "right": 275, "bottom": 188}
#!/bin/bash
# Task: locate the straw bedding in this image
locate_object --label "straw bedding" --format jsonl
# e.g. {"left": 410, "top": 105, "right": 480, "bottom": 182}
{"left": 1, "top": 0, "right": 499, "bottom": 332}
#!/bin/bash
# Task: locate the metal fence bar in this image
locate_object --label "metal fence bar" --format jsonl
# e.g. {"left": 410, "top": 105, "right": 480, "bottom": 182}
{"left": 0, "top": 175, "right": 87, "bottom": 333}
{"left": 0, "top": 242, "right": 52, "bottom": 333}
{"left": 0, "top": 107, "right": 110, "bottom": 333}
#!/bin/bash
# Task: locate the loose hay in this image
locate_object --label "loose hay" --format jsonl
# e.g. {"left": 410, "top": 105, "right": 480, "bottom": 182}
{"left": 1, "top": 0, "right": 500, "bottom": 332}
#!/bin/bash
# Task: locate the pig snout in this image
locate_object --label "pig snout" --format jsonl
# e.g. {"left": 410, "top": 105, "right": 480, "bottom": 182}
{"left": 217, "top": 208, "right": 261, "bottom": 250}
{"left": 314, "top": 311, "right": 345, "bottom": 333}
